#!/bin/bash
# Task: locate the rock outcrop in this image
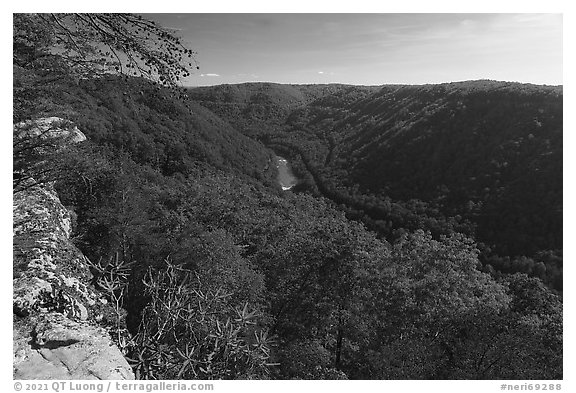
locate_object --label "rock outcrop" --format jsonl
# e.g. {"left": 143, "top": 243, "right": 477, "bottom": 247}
{"left": 14, "top": 313, "right": 133, "bottom": 379}
{"left": 14, "top": 117, "right": 87, "bottom": 144}
{"left": 13, "top": 119, "right": 134, "bottom": 380}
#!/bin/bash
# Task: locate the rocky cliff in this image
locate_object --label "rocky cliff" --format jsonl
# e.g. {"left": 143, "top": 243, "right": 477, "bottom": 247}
{"left": 13, "top": 118, "right": 134, "bottom": 380}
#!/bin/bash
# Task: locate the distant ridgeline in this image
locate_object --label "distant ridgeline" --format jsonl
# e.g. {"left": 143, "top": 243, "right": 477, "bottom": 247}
{"left": 189, "top": 80, "right": 563, "bottom": 291}
{"left": 16, "top": 73, "right": 562, "bottom": 379}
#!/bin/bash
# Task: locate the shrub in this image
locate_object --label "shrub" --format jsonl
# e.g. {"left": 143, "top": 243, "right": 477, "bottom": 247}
{"left": 127, "top": 259, "right": 273, "bottom": 380}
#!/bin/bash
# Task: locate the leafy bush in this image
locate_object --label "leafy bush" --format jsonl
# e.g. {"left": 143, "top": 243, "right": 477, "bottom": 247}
{"left": 127, "top": 260, "right": 273, "bottom": 380}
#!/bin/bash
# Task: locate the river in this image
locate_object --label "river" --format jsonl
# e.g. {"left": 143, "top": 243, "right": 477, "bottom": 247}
{"left": 276, "top": 156, "right": 298, "bottom": 190}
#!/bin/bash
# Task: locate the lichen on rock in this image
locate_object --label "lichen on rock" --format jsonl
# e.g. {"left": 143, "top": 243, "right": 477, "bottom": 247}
{"left": 13, "top": 184, "right": 97, "bottom": 317}
{"left": 14, "top": 117, "right": 87, "bottom": 144}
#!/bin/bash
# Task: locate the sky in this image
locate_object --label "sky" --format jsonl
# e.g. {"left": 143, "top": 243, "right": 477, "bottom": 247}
{"left": 146, "top": 13, "right": 563, "bottom": 87}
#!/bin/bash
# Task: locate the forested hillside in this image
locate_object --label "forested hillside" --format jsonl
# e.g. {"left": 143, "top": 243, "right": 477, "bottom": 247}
{"left": 190, "top": 80, "right": 563, "bottom": 291}
{"left": 13, "top": 13, "right": 562, "bottom": 381}
{"left": 15, "top": 74, "right": 276, "bottom": 185}
{"left": 187, "top": 83, "right": 380, "bottom": 138}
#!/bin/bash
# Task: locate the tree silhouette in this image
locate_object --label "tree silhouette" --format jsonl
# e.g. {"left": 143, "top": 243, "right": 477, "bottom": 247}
{"left": 14, "top": 13, "right": 198, "bottom": 87}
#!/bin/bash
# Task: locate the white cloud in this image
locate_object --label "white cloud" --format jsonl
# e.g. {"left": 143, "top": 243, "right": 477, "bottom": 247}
{"left": 318, "top": 71, "right": 324, "bottom": 74}
{"left": 200, "top": 73, "right": 220, "bottom": 77}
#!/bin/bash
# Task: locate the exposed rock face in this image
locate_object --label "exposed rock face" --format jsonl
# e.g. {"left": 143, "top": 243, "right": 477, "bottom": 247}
{"left": 14, "top": 117, "right": 87, "bottom": 144}
{"left": 13, "top": 124, "right": 133, "bottom": 379}
{"left": 14, "top": 313, "right": 133, "bottom": 379}
{"left": 13, "top": 185, "right": 91, "bottom": 319}
{"left": 13, "top": 117, "right": 88, "bottom": 194}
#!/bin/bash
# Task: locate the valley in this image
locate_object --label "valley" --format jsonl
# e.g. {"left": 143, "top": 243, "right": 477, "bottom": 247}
{"left": 189, "top": 81, "right": 563, "bottom": 291}
{"left": 13, "top": 12, "right": 563, "bottom": 381}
